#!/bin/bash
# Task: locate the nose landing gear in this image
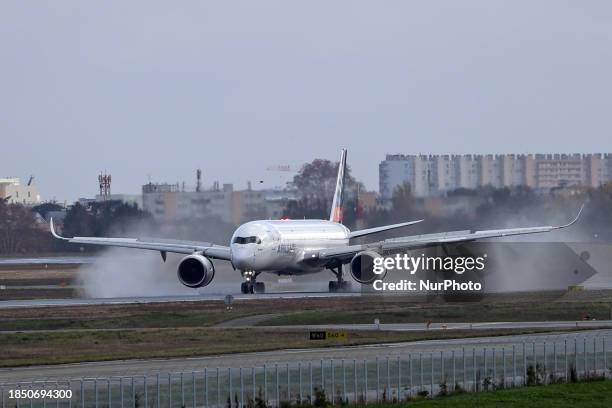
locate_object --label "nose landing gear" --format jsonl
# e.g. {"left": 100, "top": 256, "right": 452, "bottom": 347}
{"left": 240, "top": 271, "right": 265, "bottom": 294}
{"left": 328, "top": 265, "right": 352, "bottom": 293}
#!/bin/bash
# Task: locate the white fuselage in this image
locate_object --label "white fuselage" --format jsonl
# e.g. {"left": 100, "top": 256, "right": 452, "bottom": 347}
{"left": 230, "top": 219, "right": 350, "bottom": 274}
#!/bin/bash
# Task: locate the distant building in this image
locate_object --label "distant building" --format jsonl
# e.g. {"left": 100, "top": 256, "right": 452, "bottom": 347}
{"left": 380, "top": 153, "right": 612, "bottom": 199}
{"left": 95, "top": 194, "right": 142, "bottom": 209}
{"left": 0, "top": 177, "right": 41, "bottom": 205}
{"left": 141, "top": 182, "right": 297, "bottom": 225}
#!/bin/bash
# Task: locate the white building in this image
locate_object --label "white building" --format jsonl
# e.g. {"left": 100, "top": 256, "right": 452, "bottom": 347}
{"left": 380, "top": 153, "right": 612, "bottom": 199}
{"left": 0, "top": 177, "right": 41, "bottom": 205}
{"left": 142, "top": 182, "right": 297, "bottom": 225}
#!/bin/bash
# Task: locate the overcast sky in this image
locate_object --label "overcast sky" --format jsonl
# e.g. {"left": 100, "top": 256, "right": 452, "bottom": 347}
{"left": 1, "top": 1, "right": 611, "bottom": 202}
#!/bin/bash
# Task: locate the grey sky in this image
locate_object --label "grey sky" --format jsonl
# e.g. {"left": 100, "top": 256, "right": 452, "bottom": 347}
{"left": 1, "top": 1, "right": 611, "bottom": 202}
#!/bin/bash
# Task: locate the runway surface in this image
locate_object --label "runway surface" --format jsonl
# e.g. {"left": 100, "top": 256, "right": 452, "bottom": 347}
{"left": 0, "top": 257, "right": 93, "bottom": 265}
{"left": 0, "top": 292, "right": 361, "bottom": 309}
{"left": 1, "top": 329, "right": 610, "bottom": 382}
{"left": 257, "top": 320, "right": 612, "bottom": 331}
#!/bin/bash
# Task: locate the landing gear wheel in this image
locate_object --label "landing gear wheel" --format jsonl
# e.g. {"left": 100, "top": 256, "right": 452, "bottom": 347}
{"left": 240, "top": 282, "right": 249, "bottom": 294}
{"left": 254, "top": 282, "right": 265, "bottom": 293}
{"left": 329, "top": 281, "right": 338, "bottom": 292}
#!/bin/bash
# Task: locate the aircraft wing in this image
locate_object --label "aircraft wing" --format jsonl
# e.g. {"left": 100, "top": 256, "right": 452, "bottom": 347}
{"left": 50, "top": 219, "right": 232, "bottom": 261}
{"left": 307, "top": 205, "right": 584, "bottom": 263}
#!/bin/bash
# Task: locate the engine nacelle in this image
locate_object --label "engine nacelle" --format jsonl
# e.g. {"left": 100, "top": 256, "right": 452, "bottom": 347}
{"left": 177, "top": 254, "right": 215, "bottom": 288}
{"left": 349, "top": 250, "right": 386, "bottom": 284}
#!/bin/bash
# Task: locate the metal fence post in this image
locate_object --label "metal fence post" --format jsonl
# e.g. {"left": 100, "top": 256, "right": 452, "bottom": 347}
{"left": 131, "top": 376, "right": 134, "bottom": 408}
{"left": 604, "top": 337, "right": 607, "bottom": 378}
{"left": 408, "top": 354, "right": 412, "bottom": 397}
{"left": 252, "top": 367, "right": 256, "bottom": 404}
{"left": 452, "top": 350, "right": 456, "bottom": 391}
{"left": 191, "top": 372, "right": 195, "bottom": 408}
{"left": 593, "top": 336, "right": 597, "bottom": 375}
{"left": 376, "top": 357, "right": 380, "bottom": 402}
{"left": 80, "top": 380, "right": 84, "bottom": 408}
{"left": 309, "top": 362, "right": 312, "bottom": 402}
{"left": 342, "top": 359, "right": 346, "bottom": 403}
{"left": 430, "top": 353, "right": 434, "bottom": 397}
{"left": 275, "top": 364, "right": 279, "bottom": 406}
{"left": 563, "top": 339, "right": 569, "bottom": 382}
{"left": 397, "top": 356, "right": 401, "bottom": 401}
{"left": 493, "top": 348, "right": 496, "bottom": 386}
{"left": 440, "top": 351, "right": 444, "bottom": 390}
{"left": 168, "top": 374, "right": 172, "bottom": 408}
{"left": 574, "top": 338, "right": 578, "bottom": 379}
{"left": 462, "top": 348, "right": 466, "bottom": 389}
{"left": 229, "top": 368, "right": 233, "bottom": 408}
{"left": 321, "top": 360, "right": 324, "bottom": 393}
{"left": 472, "top": 348, "right": 476, "bottom": 392}
{"left": 512, "top": 345, "right": 516, "bottom": 387}
{"left": 299, "top": 362, "right": 303, "bottom": 402}
{"left": 483, "top": 348, "right": 487, "bottom": 382}
{"left": 387, "top": 357, "right": 390, "bottom": 400}
{"left": 287, "top": 363, "right": 290, "bottom": 403}
{"left": 94, "top": 378, "right": 98, "bottom": 408}
{"left": 144, "top": 376, "right": 148, "bottom": 408}
{"left": 181, "top": 372, "right": 185, "bottom": 408}
{"left": 156, "top": 374, "right": 160, "bottom": 408}
{"left": 419, "top": 353, "right": 423, "bottom": 394}
{"left": 554, "top": 342, "right": 557, "bottom": 382}
{"left": 331, "top": 360, "right": 334, "bottom": 403}
{"left": 502, "top": 347, "right": 506, "bottom": 388}
{"left": 584, "top": 337, "right": 587, "bottom": 376}
{"left": 204, "top": 368, "right": 208, "bottom": 408}
{"left": 108, "top": 379, "right": 111, "bottom": 408}
{"left": 240, "top": 368, "right": 244, "bottom": 408}
{"left": 264, "top": 364, "right": 268, "bottom": 403}
{"left": 364, "top": 360, "right": 368, "bottom": 404}
{"left": 543, "top": 342, "right": 547, "bottom": 384}
{"left": 217, "top": 368, "right": 220, "bottom": 408}
{"left": 532, "top": 342, "right": 536, "bottom": 382}
{"left": 353, "top": 359, "right": 357, "bottom": 404}
{"left": 523, "top": 342, "right": 527, "bottom": 385}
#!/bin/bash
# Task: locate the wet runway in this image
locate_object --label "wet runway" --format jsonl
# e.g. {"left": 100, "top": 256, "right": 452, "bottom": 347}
{"left": 0, "top": 257, "right": 93, "bottom": 265}
{"left": 0, "top": 292, "right": 361, "bottom": 309}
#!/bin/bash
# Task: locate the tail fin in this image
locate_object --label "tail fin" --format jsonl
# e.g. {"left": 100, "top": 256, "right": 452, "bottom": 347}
{"left": 329, "top": 149, "right": 347, "bottom": 223}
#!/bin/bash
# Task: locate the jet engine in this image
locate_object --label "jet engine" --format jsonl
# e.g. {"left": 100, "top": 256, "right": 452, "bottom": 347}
{"left": 177, "top": 254, "right": 215, "bottom": 288}
{"left": 349, "top": 250, "right": 386, "bottom": 284}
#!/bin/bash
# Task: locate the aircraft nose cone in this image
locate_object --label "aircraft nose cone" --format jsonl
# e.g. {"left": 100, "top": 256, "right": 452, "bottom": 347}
{"left": 231, "top": 246, "right": 253, "bottom": 270}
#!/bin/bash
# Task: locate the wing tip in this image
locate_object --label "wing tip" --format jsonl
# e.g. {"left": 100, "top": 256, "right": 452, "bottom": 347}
{"left": 558, "top": 203, "right": 585, "bottom": 229}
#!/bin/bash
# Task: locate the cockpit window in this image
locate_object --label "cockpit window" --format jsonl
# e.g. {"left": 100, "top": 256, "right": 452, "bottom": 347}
{"left": 233, "top": 236, "right": 261, "bottom": 244}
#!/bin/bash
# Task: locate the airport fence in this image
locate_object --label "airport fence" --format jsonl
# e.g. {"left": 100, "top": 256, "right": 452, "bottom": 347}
{"left": 1, "top": 336, "right": 611, "bottom": 408}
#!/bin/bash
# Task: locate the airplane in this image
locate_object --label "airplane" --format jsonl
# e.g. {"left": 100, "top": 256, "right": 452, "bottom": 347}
{"left": 50, "top": 149, "right": 584, "bottom": 294}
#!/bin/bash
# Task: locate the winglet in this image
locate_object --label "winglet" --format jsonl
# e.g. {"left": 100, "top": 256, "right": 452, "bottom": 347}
{"left": 556, "top": 204, "right": 585, "bottom": 229}
{"left": 49, "top": 218, "right": 66, "bottom": 240}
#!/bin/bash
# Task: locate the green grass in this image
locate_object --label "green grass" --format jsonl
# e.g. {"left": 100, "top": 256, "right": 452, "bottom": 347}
{"left": 257, "top": 301, "right": 612, "bottom": 326}
{"left": 0, "top": 310, "right": 251, "bottom": 331}
{"left": 366, "top": 380, "right": 612, "bottom": 407}
{"left": 0, "top": 327, "right": 589, "bottom": 367}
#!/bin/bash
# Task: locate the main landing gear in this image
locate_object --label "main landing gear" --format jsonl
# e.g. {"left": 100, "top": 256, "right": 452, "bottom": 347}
{"left": 240, "top": 271, "right": 265, "bottom": 294}
{"left": 328, "top": 265, "right": 351, "bottom": 293}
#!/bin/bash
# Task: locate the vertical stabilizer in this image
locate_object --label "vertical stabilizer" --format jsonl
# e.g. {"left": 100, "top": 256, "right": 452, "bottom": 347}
{"left": 329, "top": 149, "right": 347, "bottom": 223}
